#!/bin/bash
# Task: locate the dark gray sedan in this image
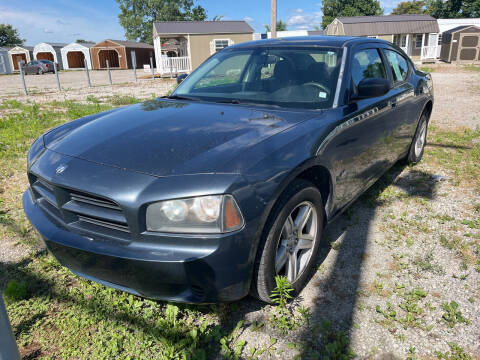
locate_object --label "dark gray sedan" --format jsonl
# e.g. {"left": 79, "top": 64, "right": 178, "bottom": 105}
{"left": 24, "top": 60, "right": 59, "bottom": 74}
{"left": 23, "top": 36, "right": 433, "bottom": 304}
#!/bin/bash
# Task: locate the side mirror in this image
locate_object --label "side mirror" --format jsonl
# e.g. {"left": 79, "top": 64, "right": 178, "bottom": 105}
{"left": 355, "top": 78, "right": 390, "bottom": 99}
{"left": 176, "top": 73, "right": 188, "bottom": 84}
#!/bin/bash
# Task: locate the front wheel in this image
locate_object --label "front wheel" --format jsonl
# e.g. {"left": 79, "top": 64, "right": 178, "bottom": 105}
{"left": 406, "top": 113, "right": 428, "bottom": 164}
{"left": 251, "top": 179, "right": 324, "bottom": 303}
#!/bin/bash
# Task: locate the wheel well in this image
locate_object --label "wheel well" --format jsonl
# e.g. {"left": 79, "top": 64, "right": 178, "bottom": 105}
{"left": 424, "top": 100, "right": 433, "bottom": 119}
{"left": 296, "top": 165, "right": 331, "bottom": 209}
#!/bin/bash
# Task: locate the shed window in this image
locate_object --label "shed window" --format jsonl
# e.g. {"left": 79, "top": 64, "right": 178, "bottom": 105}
{"left": 215, "top": 39, "right": 229, "bottom": 51}
{"left": 415, "top": 35, "right": 423, "bottom": 48}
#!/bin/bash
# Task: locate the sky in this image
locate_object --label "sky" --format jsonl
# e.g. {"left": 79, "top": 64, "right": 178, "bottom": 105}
{"left": 0, "top": 0, "right": 401, "bottom": 45}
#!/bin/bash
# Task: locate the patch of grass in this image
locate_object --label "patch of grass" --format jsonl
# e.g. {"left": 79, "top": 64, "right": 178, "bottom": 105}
{"left": 412, "top": 251, "right": 444, "bottom": 275}
{"left": 435, "top": 342, "right": 472, "bottom": 360}
{"left": 0, "top": 100, "right": 111, "bottom": 160}
{"left": 109, "top": 95, "right": 140, "bottom": 106}
{"left": 4, "top": 279, "right": 28, "bottom": 301}
{"left": 463, "top": 65, "right": 480, "bottom": 72}
{"left": 419, "top": 66, "right": 435, "bottom": 73}
{"left": 441, "top": 301, "right": 471, "bottom": 327}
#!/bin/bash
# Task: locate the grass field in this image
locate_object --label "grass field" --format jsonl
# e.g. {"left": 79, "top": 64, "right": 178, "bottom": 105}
{"left": 1, "top": 98, "right": 479, "bottom": 359}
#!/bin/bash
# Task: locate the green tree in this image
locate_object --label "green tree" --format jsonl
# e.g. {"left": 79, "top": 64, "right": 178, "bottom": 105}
{"left": 0, "top": 24, "right": 24, "bottom": 47}
{"left": 76, "top": 39, "right": 95, "bottom": 44}
{"left": 321, "top": 0, "right": 383, "bottom": 29}
{"left": 212, "top": 15, "right": 224, "bottom": 21}
{"left": 425, "top": 0, "right": 480, "bottom": 18}
{"left": 392, "top": 0, "right": 426, "bottom": 14}
{"left": 265, "top": 20, "right": 288, "bottom": 32}
{"left": 116, "top": 0, "right": 207, "bottom": 44}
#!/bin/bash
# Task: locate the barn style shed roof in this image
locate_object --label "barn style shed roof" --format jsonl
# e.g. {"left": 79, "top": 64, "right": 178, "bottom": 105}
{"left": 94, "top": 40, "right": 153, "bottom": 49}
{"left": 334, "top": 14, "right": 439, "bottom": 36}
{"left": 154, "top": 21, "right": 254, "bottom": 35}
{"left": 63, "top": 42, "right": 95, "bottom": 49}
{"left": 444, "top": 25, "right": 480, "bottom": 33}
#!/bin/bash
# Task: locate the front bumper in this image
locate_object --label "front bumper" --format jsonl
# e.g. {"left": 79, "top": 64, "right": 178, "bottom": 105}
{"left": 24, "top": 189, "right": 251, "bottom": 303}
{"left": 22, "top": 150, "right": 262, "bottom": 303}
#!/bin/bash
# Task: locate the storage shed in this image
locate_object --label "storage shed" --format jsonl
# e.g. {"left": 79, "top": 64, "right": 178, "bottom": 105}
{"left": 61, "top": 42, "right": 94, "bottom": 69}
{"left": 34, "top": 42, "right": 67, "bottom": 68}
{"left": 0, "top": 47, "right": 12, "bottom": 74}
{"left": 8, "top": 46, "right": 33, "bottom": 71}
{"left": 440, "top": 25, "right": 480, "bottom": 63}
{"left": 90, "top": 40, "right": 154, "bottom": 70}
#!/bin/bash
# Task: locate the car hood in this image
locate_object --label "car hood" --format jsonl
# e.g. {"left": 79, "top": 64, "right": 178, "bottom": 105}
{"left": 45, "top": 99, "right": 314, "bottom": 177}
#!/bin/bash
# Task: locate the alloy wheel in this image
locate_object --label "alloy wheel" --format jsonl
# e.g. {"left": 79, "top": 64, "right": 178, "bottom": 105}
{"left": 275, "top": 201, "right": 318, "bottom": 283}
{"left": 415, "top": 120, "right": 427, "bottom": 157}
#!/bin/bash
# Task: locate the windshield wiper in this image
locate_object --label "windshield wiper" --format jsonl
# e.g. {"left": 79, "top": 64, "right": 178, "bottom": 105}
{"left": 162, "top": 95, "right": 199, "bottom": 101}
{"left": 216, "top": 99, "right": 282, "bottom": 108}
{"left": 215, "top": 99, "right": 242, "bottom": 104}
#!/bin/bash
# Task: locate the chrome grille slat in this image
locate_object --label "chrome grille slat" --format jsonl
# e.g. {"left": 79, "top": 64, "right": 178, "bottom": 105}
{"left": 32, "top": 182, "right": 57, "bottom": 207}
{"left": 70, "top": 193, "right": 121, "bottom": 210}
{"left": 29, "top": 173, "right": 130, "bottom": 236}
{"left": 77, "top": 215, "right": 130, "bottom": 233}
{"left": 62, "top": 200, "right": 126, "bottom": 224}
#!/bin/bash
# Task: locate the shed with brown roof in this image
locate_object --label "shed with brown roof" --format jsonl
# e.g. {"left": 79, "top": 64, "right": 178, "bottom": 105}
{"left": 90, "top": 40, "right": 155, "bottom": 70}
{"left": 326, "top": 15, "right": 440, "bottom": 60}
{"left": 439, "top": 25, "right": 480, "bottom": 63}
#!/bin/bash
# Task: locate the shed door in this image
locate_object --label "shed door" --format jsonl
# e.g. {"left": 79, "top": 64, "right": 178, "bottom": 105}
{"left": 37, "top": 52, "right": 54, "bottom": 62}
{"left": 457, "top": 33, "right": 480, "bottom": 63}
{"left": 12, "top": 53, "right": 26, "bottom": 70}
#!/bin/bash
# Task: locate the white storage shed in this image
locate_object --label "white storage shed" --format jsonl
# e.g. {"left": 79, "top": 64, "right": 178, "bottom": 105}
{"left": 61, "top": 42, "right": 94, "bottom": 70}
{"left": 34, "top": 42, "right": 67, "bottom": 69}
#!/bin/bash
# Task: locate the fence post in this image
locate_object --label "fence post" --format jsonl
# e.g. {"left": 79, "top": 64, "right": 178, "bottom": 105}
{"left": 18, "top": 61, "right": 27, "bottom": 95}
{"left": 106, "top": 60, "right": 112, "bottom": 85}
{"left": 169, "top": 58, "right": 173, "bottom": 79}
{"left": 131, "top": 51, "right": 137, "bottom": 82}
{"left": 84, "top": 58, "right": 91, "bottom": 88}
{"left": 0, "top": 292, "right": 21, "bottom": 360}
{"left": 53, "top": 61, "right": 61, "bottom": 91}
{"left": 150, "top": 56, "right": 155, "bottom": 80}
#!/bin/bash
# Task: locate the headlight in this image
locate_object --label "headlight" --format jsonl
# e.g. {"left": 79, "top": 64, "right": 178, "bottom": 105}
{"left": 27, "top": 135, "right": 45, "bottom": 167}
{"left": 146, "top": 194, "right": 244, "bottom": 233}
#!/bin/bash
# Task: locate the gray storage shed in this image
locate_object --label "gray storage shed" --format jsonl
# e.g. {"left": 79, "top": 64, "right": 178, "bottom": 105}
{"left": 0, "top": 47, "right": 12, "bottom": 74}
{"left": 440, "top": 25, "right": 480, "bottom": 63}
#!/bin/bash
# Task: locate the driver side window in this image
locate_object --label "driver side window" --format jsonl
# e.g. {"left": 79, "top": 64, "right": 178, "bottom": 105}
{"left": 351, "top": 49, "right": 387, "bottom": 93}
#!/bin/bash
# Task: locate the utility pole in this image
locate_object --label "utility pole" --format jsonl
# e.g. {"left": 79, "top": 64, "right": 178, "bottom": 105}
{"left": 271, "top": 0, "right": 277, "bottom": 38}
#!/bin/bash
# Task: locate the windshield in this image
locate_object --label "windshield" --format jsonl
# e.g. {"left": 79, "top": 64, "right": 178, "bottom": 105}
{"left": 174, "top": 47, "right": 342, "bottom": 109}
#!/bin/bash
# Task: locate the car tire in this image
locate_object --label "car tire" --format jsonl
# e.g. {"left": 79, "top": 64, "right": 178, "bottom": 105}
{"left": 251, "top": 179, "right": 324, "bottom": 303}
{"left": 406, "top": 113, "right": 429, "bottom": 164}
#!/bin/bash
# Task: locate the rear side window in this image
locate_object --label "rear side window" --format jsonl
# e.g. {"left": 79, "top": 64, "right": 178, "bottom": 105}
{"left": 351, "top": 49, "right": 387, "bottom": 92}
{"left": 384, "top": 50, "right": 409, "bottom": 83}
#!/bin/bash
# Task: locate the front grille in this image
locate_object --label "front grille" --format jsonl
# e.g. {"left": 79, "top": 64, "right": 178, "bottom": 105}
{"left": 29, "top": 174, "right": 130, "bottom": 239}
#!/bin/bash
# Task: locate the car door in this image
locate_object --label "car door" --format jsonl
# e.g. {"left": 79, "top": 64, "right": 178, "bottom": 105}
{"left": 324, "top": 45, "right": 399, "bottom": 211}
{"left": 24, "top": 61, "right": 33, "bottom": 74}
{"left": 381, "top": 47, "right": 417, "bottom": 159}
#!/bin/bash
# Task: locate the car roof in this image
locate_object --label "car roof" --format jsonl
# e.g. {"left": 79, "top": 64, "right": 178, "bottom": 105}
{"left": 231, "top": 36, "right": 390, "bottom": 49}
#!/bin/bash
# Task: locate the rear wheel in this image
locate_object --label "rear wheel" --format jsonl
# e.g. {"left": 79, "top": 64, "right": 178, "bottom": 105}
{"left": 38, "top": 68, "right": 44, "bottom": 75}
{"left": 251, "top": 179, "right": 324, "bottom": 303}
{"left": 406, "top": 113, "right": 428, "bottom": 164}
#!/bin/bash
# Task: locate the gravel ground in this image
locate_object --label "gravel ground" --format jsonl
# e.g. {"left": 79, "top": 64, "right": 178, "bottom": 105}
{"left": 0, "top": 69, "right": 174, "bottom": 97}
{"left": 428, "top": 69, "right": 480, "bottom": 130}
{"left": 1, "top": 65, "right": 479, "bottom": 358}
